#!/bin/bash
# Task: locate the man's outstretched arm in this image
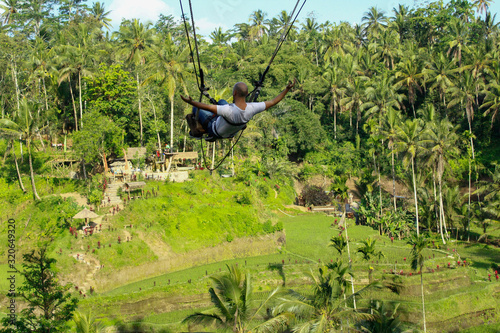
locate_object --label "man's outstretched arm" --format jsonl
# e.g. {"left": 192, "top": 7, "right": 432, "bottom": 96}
{"left": 180, "top": 95, "right": 218, "bottom": 114}
{"left": 264, "top": 78, "right": 296, "bottom": 110}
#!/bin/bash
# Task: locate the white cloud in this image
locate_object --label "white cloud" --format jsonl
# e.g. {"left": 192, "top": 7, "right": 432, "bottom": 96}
{"left": 108, "top": 0, "right": 174, "bottom": 29}
{"left": 195, "top": 17, "right": 228, "bottom": 38}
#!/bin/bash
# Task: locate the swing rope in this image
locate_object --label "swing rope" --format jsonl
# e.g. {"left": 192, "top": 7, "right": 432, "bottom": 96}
{"left": 179, "top": 0, "right": 306, "bottom": 174}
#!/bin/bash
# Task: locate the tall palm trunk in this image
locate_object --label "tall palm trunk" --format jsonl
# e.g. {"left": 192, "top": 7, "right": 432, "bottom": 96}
{"left": 147, "top": 96, "right": 161, "bottom": 150}
{"left": 13, "top": 151, "right": 26, "bottom": 193}
{"left": 27, "top": 143, "right": 41, "bottom": 201}
{"left": 78, "top": 71, "right": 83, "bottom": 130}
{"left": 170, "top": 96, "right": 174, "bottom": 150}
{"left": 420, "top": 264, "right": 427, "bottom": 333}
{"left": 391, "top": 148, "right": 397, "bottom": 211}
{"left": 11, "top": 60, "right": 20, "bottom": 116}
{"left": 438, "top": 173, "right": 449, "bottom": 242}
{"left": 68, "top": 77, "right": 78, "bottom": 131}
{"left": 137, "top": 73, "right": 144, "bottom": 146}
{"left": 467, "top": 157, "right": 471, "bottom": 241}
{"left": 411, "top": 158, "right": 420, "bottom": 236}
{"left": 343, "top": 209, "right": 356, "bottom": 310}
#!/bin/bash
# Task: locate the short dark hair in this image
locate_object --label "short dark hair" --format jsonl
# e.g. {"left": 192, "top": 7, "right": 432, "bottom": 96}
{"left": 233, "top": 82, "right": 248, "bottom": 98}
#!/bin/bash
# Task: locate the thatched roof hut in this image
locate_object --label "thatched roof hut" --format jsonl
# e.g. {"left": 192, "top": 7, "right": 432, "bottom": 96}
{"left": 124, "top": 182, "right": 146, "bottom": 191}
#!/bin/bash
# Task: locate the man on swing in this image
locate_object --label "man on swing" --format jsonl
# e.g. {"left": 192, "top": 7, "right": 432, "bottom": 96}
{"left": 181, "top": 79, "right": 296, "bottom": 141}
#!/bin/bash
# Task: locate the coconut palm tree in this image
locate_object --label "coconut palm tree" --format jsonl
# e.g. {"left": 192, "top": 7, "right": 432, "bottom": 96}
{"left": 422, "top": 119, "right": 459, "bottom": 244}
{"left": 146, "top": 36, "right": 188, "bottom": 152}
{"left": 341, "top": 76, "right": 367, "bottom": 137}
{"left": 89, "top": 2, "right": 112, "bottom": 30}
{"left": 380, "top": 108, "right": 402, "bottom": 211}
{"left": 115, "top": 19, "right": 155, "bottom": 146}
{"left": 322, "top": 66, "right": 344, "bottom": 139}
{"left": 394, "top": 57, "right": 424, "bottom": 118}
{"left": 424, "top": 52, "right": 457, "bottom": 109}
{"left": 448, "top": 71, "right": 477, "bottom": 159}
{"left": 482, "top": 61, "right": 500, "bottom": 128}
{"left": 183, "top": 264, "right": 291, "bottom": 333}
{"left": 362, "top": 7, "right": 387, "bottom": 37}
{"left": 407, "top": 234, "right": 429, "bottom": 333}
{"left": 249, "top": 9, "right": 268, "bottom": 41}
{"left": 395, "top": 119, "right": 424, "bottom": 236}
{"left": 0, "top": 98, "right": 42, "bottom": 200}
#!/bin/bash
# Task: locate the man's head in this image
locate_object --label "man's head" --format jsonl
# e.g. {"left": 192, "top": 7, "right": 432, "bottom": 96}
{"left": 232, "top": 82, "right": 248, "bottom": 99}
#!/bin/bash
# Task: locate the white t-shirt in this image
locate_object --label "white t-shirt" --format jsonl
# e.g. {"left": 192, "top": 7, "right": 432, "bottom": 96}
{"left": 213, "top": 102, "right": 266, "bottom": 138}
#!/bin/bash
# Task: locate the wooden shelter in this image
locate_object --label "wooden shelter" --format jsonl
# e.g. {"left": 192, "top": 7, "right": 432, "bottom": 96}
{"left": 73, "top": 208, "right": 99, "bottom": 226}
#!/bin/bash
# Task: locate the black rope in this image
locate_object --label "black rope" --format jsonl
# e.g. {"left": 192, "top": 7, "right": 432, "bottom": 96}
{"left": 248, "top": 0, "right": 307, "bottom": 102}
{"left": 180, "top": 0, "right": 307, "bottom": 173}
{"left": 200, "top": 131, "right": 244, "bottom": 174}
{"left": 179, "top": 0, "right": 200, "bottom": 91}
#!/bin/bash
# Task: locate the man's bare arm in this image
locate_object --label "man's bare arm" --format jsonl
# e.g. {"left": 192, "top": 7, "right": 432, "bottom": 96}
{"left": 180, "top": 95, "right": 218, "bottom": 114}
{"left": 264, "top": 78, "right": 296, "bottom": 109}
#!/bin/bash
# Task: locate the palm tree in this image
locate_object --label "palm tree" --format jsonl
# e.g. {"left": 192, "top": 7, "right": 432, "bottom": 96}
{"left": 0, "top": 0, "right": 18, "bottom": 25}
{"left": 329, "top": 234, "right": 347, "bottom": 256}
{"left": 73, "top": 310, "right": 105, "bottom": 333}
{"left": 89, "top": 2, "right": 112, "bottom": 30}
{"left": 210, "top": 27, "right": 231, "bottom": 45}
{"left": 422, "top": 119, "right": 459, "bottom": 244}
{"left": 183, "top": 264, "right": 290, "bottom": 333}
{"left": 380, "top": 108, "right": 402, "bottom": 211}
{"left": 424, "top": 52, "right": 457, "bottom": 108}
{"left": 448, "top": 71, "right": 477, "bottom": 159}
{"left": 58, "top": 23, "right": 97, "bottom": 130}
{"left": 482, "top": 61, "right": 500, "bottom": 128}
{"left": 0, "top": 98, "right": 42, "bottom": 200}
{"left": 447, "top": 18, "right": 469, "bottom": 67}
{"left": 362, "top": 7, "right": 387, "bottom": 37}
{"left": 396, "top": 119, "right": 423, "bottom": 236}
{"left": 341, "top": 76, "right": 367, "bottom": 137}
{"left": 115, "top": 19, "right": 155, "bottom": 147}
{"left": 394, "top": 57, "right": 424, "bottom": 118}
{"left": 146, "top": 36, "right": 188, "bottom": 152}
{"left": 322, "top": 66, "right": 344, "bottom": 139}
{"left": 474, "top": 0, "right": 492, "bottom": 16}
{"left": 249, "top": 10, "right": 268, "bottom": 41}
{"left": 407, "top": 234, "right": 429, "bottom": 333}
{"left": 357, "top": 238, "right": 384, "bottom": 282}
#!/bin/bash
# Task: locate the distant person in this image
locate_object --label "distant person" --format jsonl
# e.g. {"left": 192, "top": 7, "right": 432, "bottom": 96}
{"left": 181, "top": 79, "right": 296, "bottom": 141}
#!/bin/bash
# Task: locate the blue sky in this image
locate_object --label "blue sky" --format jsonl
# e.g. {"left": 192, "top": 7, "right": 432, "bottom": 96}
{"left": 98, "top": 0, "right": 500, "bottom": 37}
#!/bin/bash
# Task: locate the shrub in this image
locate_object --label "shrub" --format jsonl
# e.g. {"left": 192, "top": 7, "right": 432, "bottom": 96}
{"left": 301, "top": 185, "right": 332, "bottom": 206}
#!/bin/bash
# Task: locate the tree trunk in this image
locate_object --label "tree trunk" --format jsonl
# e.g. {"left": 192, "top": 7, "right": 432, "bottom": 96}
{"left": 412, "top": 158, "right": 420, "bottom": 236}
{"left": 78, "top": 71, "right": 83, "bottom": 130}
{"left": 81, "top": 157, "right": 87, "bottom": 180}
{"left": 68, "top": 77, "right": 78, "bottom": 131}
{"left": 11, "top": 60, "right": 20, "bottom": 117}
{"left": 28, "top": 146, "right": 41, "bottom": 201}
{"left": 170, "top": 96, "right": 174, "bottom": 150}
{"left": 147, "top": 96, "right": 162, "bottom": 150}
{"left": 42, "top": 77, "right": 49, "bottom": 111}
{"left": 391, "top": 149, "right": 397, "bottom": 211}
{"left": 211, "top": 141, "right": 216, "bottom": 171}
{"left": 343, "top": 209, "right": 357, "bottom": 310}
{"left": 13, "top": 151, "right": 27, "bottom": 193}
{"left": 137, "top": 73, "right": 144, "bottom": 147}
{"left": 420, "top": 266, "right": 427, "bottom": 333}
{"left": 438, "top": 173, "right": 449, "bottom": 241}
{"left": 467, "top": 157, "right": 471, "bottom": 242}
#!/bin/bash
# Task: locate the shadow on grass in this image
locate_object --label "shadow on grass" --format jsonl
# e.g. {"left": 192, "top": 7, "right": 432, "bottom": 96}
{"left": 114, "top": 317, "right": 174, "bottom": 333}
